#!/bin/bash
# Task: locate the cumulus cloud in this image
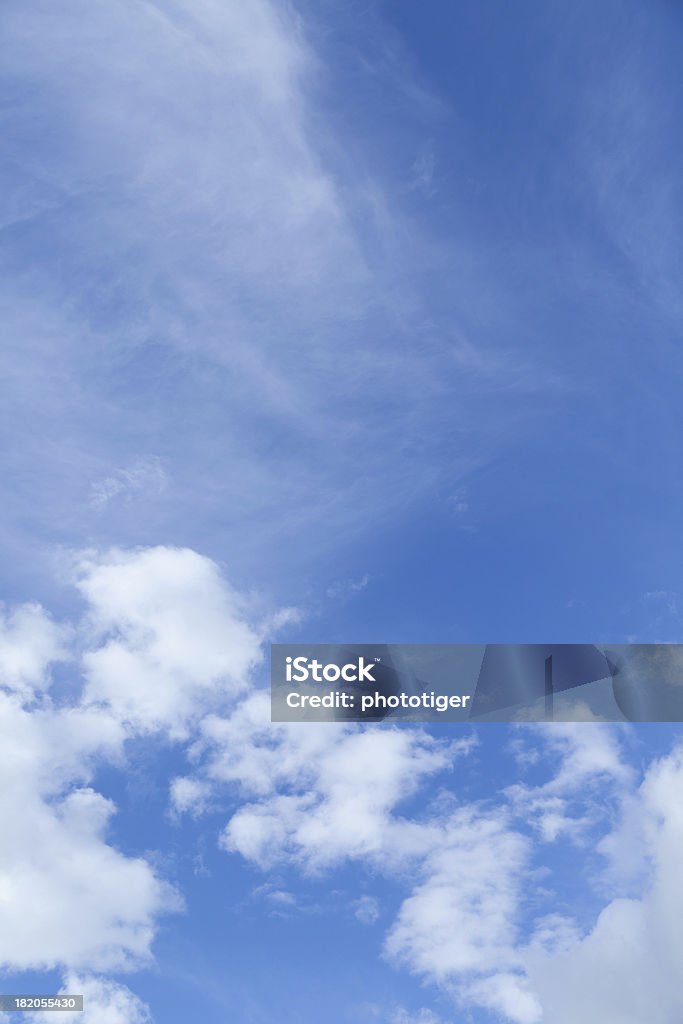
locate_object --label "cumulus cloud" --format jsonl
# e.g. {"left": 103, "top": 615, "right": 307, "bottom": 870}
{"left": 0, "top": 690, "right": 178, "bottom": 972}
{"left": 505, "top": 723, "right": 633, "bottom": 841}
{"left": 193, "top": 701, "right": 471, "bottom": 870}
{"left": 463, "top": 972, "right": 541, "bottom": 1024}
{"left": 169, "top": 776, "right": 211, "bottom": 817}
{"left": 27, "top": 973, "right": 152, "bottom": 1024}
{"left": 0, "top": 602, "right": 70, "bottom": 698}
{"left": 76, "top": 546, "right": 263, "bottom": 737}
{"left": 385, "top": 810, "right": 529, "bottom": 981}
{"left": 523, "top": 744, "right": 683, "bottom": 1024}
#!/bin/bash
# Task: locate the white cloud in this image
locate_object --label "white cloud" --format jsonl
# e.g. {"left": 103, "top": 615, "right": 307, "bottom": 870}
{"left": 523, "top": 743, "right": 683, "bottom": 1024}
{"left": 0, "top": 691, "right": 178, "bottom": 972}
{"left": 463, "top": 973, "right": 541, "bottom": 1024}
{"left": 326, "top": 574, "right": 372, "bottom": 600}
{"left": 169, "top": 776, "right": 211, "bottom": 817}
{"left": 28, "top": 973, "right": 151, "bottom": 1024}
{"left": 89, "top": 456, "right": 167, "bottom": 512}
{"left": 76, "top": 546, "right": 263, "bottom": 737}
{"left": 353, "top": 895, "right": 380, "bottom": 925}
{"left": 505, "top": 724, "right": 633, "bottom": 841}
{"left": 213, "top": 713, "right": 468, "bottom": 870}
{"left": 385, "top": 810, "right": 529, "bottom": 981}
{"left": 390, "top": 1009, "right": 444, "bottom": 1024}
{"left": 0, "top": 602, "right": 69, "bottom": 698}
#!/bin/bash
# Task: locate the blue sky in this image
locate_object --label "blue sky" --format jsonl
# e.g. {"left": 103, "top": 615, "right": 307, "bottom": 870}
{"left": 1, "top": 1, "right": 683, "bottom": 1022}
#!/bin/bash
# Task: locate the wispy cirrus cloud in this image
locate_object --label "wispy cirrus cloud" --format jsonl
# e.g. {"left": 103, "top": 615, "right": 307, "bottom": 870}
{"left": 89, "top": 457, "right": 167, "bottom": 512}
{"left": 0, "top": 0, "right": 549, "bottom": 588}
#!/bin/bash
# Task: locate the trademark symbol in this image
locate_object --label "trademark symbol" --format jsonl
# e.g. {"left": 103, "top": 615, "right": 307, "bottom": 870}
{"left": 374, "top": 657, "right": 381, "bottom": 662}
